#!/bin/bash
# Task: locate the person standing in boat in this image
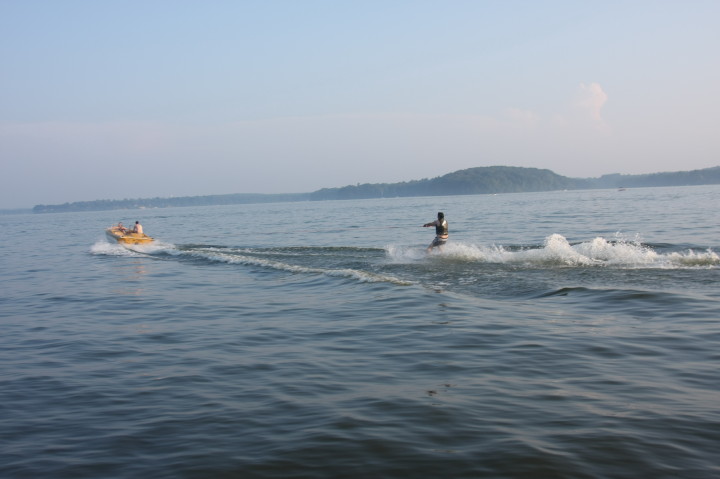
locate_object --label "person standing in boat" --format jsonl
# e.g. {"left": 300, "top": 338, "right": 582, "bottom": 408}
{"left": 423, "top": 212, "right": 448, "bottom": 252}
{"left": 131, "top": 221, "right": 143, "bottom": 235}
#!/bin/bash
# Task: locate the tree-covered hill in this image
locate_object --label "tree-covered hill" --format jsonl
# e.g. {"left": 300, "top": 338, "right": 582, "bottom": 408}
{"left": 309, "top": 166, "right": 578, "bottom": 200}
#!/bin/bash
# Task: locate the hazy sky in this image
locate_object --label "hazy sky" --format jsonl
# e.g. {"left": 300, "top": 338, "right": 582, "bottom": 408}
{"left": 1, "top": 1, "right": 719, "bottom": 209}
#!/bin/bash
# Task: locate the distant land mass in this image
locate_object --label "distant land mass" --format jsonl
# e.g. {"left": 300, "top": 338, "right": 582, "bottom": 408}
{"left": 29, "top": 165, "right": 720, "bottom": 213}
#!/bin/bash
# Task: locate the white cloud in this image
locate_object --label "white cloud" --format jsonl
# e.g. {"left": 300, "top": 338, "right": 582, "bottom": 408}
{"left": 576, "top": 82, "right": 608, "bottom": 123}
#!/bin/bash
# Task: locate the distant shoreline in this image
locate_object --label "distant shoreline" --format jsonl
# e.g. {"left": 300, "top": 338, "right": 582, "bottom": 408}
{"left": 11, "top": 165, "right": 720, "bottom": 214}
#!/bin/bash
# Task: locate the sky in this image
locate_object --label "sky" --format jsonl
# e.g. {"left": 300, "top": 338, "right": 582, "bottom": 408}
{"left": 1, "top": 0, "right": 719, "bottom": 209}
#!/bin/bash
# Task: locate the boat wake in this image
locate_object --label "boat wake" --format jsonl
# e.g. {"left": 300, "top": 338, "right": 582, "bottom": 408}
{"left": 386, "top": 233, "right": 719, "bottom": 268}
{"left": 90, "top": 233, "right": 717, "bottom": 293}
{"left": 91, "top": 241, "right": 413, "bottom": 285}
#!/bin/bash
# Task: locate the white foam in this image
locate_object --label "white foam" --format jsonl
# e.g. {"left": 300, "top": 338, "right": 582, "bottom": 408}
{"left": 90, "top": 240, "right": 177, "bottom": 256}
{"left": 122, "top": 240, "right": 176, "bottom": 254}
{"left": 573, "top": 235, "right": 657, "bottom": 265}
{"left": 384, "top": 245, "right": 427, "bottom": 262}
{"left": 514, "top": 234, "right": 599, "bottom": 266}
{"left": 666, "top": 249, "right": 720, "bottom": 267}
{"left": 385, "top": 234, "right": 719, "bottom": 269}
{"left": 90, "top": 241, "right": 140, "bottom": 256}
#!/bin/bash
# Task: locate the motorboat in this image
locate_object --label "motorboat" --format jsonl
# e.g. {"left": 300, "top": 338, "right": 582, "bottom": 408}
{"left": 106, "top": 225, "right": 154, "bottom": 245}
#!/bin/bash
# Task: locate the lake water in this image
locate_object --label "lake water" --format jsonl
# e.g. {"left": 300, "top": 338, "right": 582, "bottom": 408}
{"left": 1, "top": 186, "right": 719, "bottom": 478}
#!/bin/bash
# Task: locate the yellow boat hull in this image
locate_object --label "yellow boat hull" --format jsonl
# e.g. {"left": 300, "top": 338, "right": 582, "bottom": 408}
{"left": 106, "top": 227, "right": 154, "bottom": 245}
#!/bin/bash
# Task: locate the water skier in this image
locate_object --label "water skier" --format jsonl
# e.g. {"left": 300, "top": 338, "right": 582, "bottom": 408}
{"left": 423, "top": 212, "right": 448, "bottom": 252}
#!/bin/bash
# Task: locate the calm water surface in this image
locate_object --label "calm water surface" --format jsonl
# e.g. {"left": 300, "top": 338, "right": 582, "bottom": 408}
{"left": 1, "top": 186, "right": 719, "bottom": 478}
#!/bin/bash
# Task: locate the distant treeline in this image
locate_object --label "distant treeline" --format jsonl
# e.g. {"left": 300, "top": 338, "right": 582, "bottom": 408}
{"left": 31, "top": 165, "right": 720, "bottom": 213}
{"left": 32, "top": 193, "right": 310, "bottom": 213}
{"left": 580, "top": 167, "right": 720, "bottom": 189}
